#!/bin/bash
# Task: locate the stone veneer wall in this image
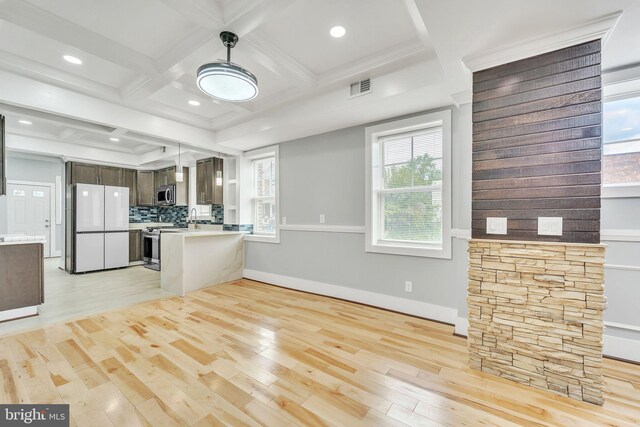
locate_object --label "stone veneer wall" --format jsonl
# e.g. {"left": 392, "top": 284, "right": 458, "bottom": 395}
{"left": 467, "top": 239, "right": 606, "bottom": 405}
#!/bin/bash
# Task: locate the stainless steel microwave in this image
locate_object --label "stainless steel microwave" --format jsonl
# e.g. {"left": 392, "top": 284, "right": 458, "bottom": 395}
{"left": 156, "top": 184, "right": 175, "bottom": 206}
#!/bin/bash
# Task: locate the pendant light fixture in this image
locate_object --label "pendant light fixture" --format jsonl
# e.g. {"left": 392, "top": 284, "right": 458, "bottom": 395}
{"left": 176, "top": 143, "right": 184, "bottom": 182}
{"left": 196, "top": 31, "right": 258, "bottom": 102}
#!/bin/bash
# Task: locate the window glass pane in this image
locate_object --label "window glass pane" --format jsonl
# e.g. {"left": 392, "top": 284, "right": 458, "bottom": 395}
{"left": 384, "top": 164, "right": 411, "bottom": 188}
{"left": 604, "top": 97, "right": 640, "bottom": 143}
{"left": 255, "top": 199, "right": 276, "bottom": 233}
{"left": 382, "top": 127, "right": 443, "bottom": 189}
{"left": 254, "top": 157, "right": 275, "bottom": 197}
{"left": 603, "top": 97, "right": 640, "bottom": 185}
{"left": 382, "top": 191, "right": 442, "bottom": 243}
{"left": 253, "top": 155, "right": 276, "bottom": 234}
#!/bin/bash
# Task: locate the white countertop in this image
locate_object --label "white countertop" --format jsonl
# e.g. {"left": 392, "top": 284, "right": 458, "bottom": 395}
{"left": 128, "top": 223, "right": 174, "bottom": 230}
{"left": 161, "top": 230, "right": 244, "bottom": 238}
{"left": 0, "top": 235, "right": 46, "bottom": 246}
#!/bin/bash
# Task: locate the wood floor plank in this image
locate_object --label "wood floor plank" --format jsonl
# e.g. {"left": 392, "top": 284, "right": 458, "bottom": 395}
{"left": 0, "top": 278, "right": 638, "bottom": 426}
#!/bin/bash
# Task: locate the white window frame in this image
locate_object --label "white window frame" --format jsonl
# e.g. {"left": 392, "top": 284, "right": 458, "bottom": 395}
{"left": 365, "top": 110, "right": 452, "bottom": 259}
{"left": 243, "top": 145, "right": 280, "bottom": 243}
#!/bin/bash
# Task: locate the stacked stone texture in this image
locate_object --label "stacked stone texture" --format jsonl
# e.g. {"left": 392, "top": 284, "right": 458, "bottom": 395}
{"left": 467, "top": 239, "right": 606, "bottom": 405}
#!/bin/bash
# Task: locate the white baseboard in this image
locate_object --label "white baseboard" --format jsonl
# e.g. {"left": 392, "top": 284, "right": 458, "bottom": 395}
{"left": 243, "top": 269, "right": 457, "bottom": 325}
{"left": 604, "top": 334, "right": 640, "bottom": 362}
{"left": 455, "top": 316, "right": 469, "bottom": 336}
{"left": 0, "top": 305, "right": 38, "bottom": 322}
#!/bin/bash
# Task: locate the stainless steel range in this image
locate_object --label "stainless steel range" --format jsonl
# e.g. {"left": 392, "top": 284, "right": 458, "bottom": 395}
{"left": 142, "top": 227, "right": 161, "bottom": 271}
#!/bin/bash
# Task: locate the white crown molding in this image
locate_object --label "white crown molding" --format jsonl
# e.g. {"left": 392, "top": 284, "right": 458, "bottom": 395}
{"left": 243, "top": 31, "right": 317, "bottom": 88}
{"left": 462, "top": 11, "right": 622, "bottom": 73}
{"left": 450, "top": 90, "right": 472, "bottom": 107}
{"left": 317, "top": 40, "right": 426, "bottom": 88}
{"left": 157, "top": 0, "right": 223, "bottom": 30}
{"left": 279, "top": 224, "right": 365, "bottom": 234}
{"left": 243, "top": 269, "right": 458, "bottom": 325}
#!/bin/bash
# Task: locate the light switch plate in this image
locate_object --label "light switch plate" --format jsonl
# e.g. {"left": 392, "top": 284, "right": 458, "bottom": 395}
{"left": 486, "top": 217, "right": 507, "bottom": 235}
{"left": 538, "top": 217, "right": 563, "bottom": 236}
{"left": 282, "top": 216, "right": 287, "bottom": 225}
{"left": 319, "top": 214, "right": 325, "bottom": 224}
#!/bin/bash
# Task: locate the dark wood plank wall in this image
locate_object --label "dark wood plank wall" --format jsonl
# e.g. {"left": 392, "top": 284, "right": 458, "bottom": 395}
{"left": 471, "top": 40, "right": 602, "bottom": 244}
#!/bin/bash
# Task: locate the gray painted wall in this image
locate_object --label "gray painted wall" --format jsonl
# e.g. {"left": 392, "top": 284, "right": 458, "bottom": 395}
{"left": 0, "top": 154, "right": 64, "bottom": 253}
{"left": 601, "top": 197, "right": 640, "bottom": 341}
{"left": 244, "top": 103, "right": 640, "bottom": 352}
{"left": 246, "top": 104, "right": 472, "bottom": 321}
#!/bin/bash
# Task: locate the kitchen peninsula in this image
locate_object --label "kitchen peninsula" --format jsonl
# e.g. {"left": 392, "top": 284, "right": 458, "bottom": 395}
{"left": 160, "top": 230, "right": 244, "bottom": 296}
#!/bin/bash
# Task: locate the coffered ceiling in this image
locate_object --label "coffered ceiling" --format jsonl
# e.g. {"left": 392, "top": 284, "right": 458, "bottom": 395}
{"left": 1, "top": 0, "right": 640, "bottom": 166}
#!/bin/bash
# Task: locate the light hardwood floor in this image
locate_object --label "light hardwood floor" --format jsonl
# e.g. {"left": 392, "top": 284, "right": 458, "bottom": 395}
{"left": 0, "top": 259, "right": 171, "bottom": 337}
{"left": 0, "top": 279, "right": 639, "bottom": 426}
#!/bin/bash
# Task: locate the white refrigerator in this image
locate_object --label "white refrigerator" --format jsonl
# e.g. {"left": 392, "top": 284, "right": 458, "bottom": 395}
{"left": 74, "top": 184, "right": 129, "bottom": 273}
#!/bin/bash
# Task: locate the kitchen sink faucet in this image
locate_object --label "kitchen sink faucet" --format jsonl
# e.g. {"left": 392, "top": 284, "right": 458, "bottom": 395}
{"left": 190, "top": 208, "right": 198, "bottom": 229}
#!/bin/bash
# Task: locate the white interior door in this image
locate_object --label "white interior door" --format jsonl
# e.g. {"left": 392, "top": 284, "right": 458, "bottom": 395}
{"left": 6, "top": 183, "right": 51, "bottom": 257}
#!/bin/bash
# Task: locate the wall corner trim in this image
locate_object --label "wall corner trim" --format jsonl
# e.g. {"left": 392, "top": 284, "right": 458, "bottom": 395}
{"left": 243, "top": 269, "right": 457, "bottom": 325}
{"left": 462, "top": 11, "right": 621, "bottom": 72}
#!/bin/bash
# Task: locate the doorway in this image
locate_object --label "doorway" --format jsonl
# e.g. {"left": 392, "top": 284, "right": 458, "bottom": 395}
{"left": 6, "top": 183, "right": 52, "bottom": 257}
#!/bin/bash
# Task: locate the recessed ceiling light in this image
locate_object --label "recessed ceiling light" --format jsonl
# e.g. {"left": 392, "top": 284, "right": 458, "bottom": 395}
{"left": 622, "top": 127, "right": 633, "bottom": 131}
{"left": 330, "top": 26, "right": 346, "bottom": 38}
{"left": 63, "top": 55, "right": 82, "bottom": 65}
{"left": 188, "top": 100, "right": 201, "bottom": 106}
{"left": 109, "top": 137, "right": 120, "bottom": 142}
{"left": 18, "top": 120, "right": 32, "bottom": 125}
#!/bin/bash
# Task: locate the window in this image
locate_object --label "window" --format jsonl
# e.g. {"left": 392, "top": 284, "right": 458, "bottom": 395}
{"left": 253, "top": 156, "right": 276, "bottom": 234}
{"left": 365, "top": 110, "right": 451, "bottom": 258}
{"left": 602, "top": 96, "right": 640, "bottom": 198}
{"left": 241, "top": 145, "right": 279, "bottom": 243}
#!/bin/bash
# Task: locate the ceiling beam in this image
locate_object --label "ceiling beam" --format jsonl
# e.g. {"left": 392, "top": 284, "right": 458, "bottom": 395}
{"left": 243, "top": 30, "right": 317, "bottom": 89}
{"left": 0, "top": 69, "right": 240, "bottom": 155}
{"left": 0, "top": 0, "right": 159, "bottom": 77}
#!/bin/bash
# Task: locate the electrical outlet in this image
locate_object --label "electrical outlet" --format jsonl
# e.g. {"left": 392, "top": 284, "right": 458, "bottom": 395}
{"left": 405, "top": 281, "right": 413, "bottom": 292}
{"left": 282, "top": 216, "right": 287, "bottom": 225}
{"left": 320, "top": 214, "right": 325, "bottom": 224}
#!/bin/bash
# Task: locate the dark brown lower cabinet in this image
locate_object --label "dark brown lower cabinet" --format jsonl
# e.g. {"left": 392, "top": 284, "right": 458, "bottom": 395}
{"left": 129, "top": 230, "right": 142, "bottom": 262}
{"left": 0, "top": 243, "right": 44, "bottom": 311}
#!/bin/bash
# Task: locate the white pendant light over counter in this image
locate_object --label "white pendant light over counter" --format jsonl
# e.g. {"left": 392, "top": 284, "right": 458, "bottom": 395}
{"left": 196, "top": 31, "right": 258, "bottom": 102}
{"left": 176, "top": 143, "right": 184, "bottom": 182}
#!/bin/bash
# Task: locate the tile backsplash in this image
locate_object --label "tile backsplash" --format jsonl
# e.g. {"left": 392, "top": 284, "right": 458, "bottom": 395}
{"left": 129, "top": 204, "right": 225, "bottom": 227}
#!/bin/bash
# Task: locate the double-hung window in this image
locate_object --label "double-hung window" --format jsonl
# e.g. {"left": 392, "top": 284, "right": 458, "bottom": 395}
{"left": 602, "top": 96, "right": 640, "bottom": 198}
{"left": 252, "top": 156, "right": 277, "bottom": 235}
{"left": 365, "top": 110, "right": 451, "bottom": 258}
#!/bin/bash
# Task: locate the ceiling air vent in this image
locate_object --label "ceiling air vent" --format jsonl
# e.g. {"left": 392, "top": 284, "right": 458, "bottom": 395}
{"left": 349, "top": 78, "right": 372, "bottom": 98}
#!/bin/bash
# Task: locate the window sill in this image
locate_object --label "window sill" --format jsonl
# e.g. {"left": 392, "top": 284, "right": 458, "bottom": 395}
{"left": 602, "top": 184, "right": 640, "bottom": 198}
{"left": 365, "top": 241, "right": 451, "bottom": 259}
{"left": 244, "top": 234, "right": 280, "bottom": 244}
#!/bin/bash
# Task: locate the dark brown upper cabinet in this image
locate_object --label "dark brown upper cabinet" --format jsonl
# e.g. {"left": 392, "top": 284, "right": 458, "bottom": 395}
{"left": 195, "top": 157, "right": 223, "bottom": 205}
{"left": 98, "top": 165, "right": 123, "bottom": 186}
{"left": 123, "top": 169, "right": 137, "bottom": 206}
{"left": 136, "top": 170, "right": 155, "bottom": 206}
